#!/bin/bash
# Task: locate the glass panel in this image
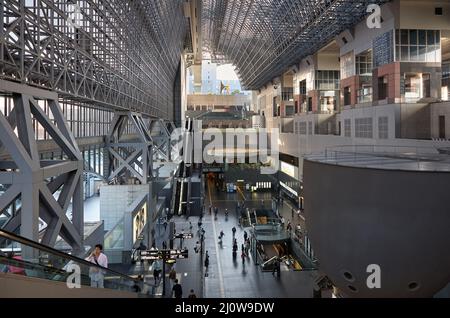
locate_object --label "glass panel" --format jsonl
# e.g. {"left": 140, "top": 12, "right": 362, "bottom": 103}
{"left": 410, "top": 46, "right": 418, "bottom": 61}
{"left": 418, "top": 46, "right": 427, "bottom": 61}
{"left": 427, "top": 30, "right": 435, "bottom": 45}
{"left": 0, "top": 230, "right": 148, "bottom": 294}
{"left": 409, "top": 30, "right": 417, "bottom": 45}
{"left": 418, "top": 30, "right": 426, "bottom": 45}
{"left": 401, "top": 46, "right": 409, "bottom": 61}
{"left": 401, "top": 30, "right": 409, "bottom": 45}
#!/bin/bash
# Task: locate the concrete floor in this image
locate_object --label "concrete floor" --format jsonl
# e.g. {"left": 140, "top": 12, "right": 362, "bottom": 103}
{"left": 201, "top": 180, "right": 316, "bottom": 298}
{"left": 87, "top": 180, "right": 318, "bottom": 298}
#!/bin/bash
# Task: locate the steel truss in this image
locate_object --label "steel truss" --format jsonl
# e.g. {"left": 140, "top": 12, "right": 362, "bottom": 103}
{"left": 1, "top": 0, "right": 187, "bottom": 119}
{"left": 106, "top": 112, "right": 154, "bottom": 184}
{"left": 202, "top": 0, "right": 390, "bottom": 90}
{"left": 0, "top": 83, "right": 84, "bottom": 251}
{"left": 106, "top": 112, "right": 178, "bottom": 184}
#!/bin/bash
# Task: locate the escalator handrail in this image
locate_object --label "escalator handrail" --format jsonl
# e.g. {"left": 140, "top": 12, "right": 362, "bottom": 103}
{"left": 0, "top": 229, "right": 141, "bottom": 285}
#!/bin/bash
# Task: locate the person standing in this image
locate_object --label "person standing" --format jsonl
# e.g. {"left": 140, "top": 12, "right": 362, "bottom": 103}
{"left": 152, "top": 259, "right": 162, "bottom": 285}
{"left": 204, "top": 251, "right": 210, "bottom": 268}
{"left": 172, "top": 279, "right": 183, "bottom": 298}
{"left": 245, "top": 239, "right": 250, "bottom": 255}
{"left": 188, "top": 289, "right": 197, "bottom": 298}
{"left": 85, "top": 244, "right": 108, "bottom": 288}
{"left": 272, "top": 257, "right": 281, "bottom": 277}
{"left": 169, "top": 267, "right": 177, "bottom": 286}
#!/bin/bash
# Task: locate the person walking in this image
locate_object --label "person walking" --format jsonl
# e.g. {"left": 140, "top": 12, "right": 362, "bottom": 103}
{"left": 243, "top": 231, "right": 248, "bottom": 241}
{"left": 163, "top": 220, "right": 168, "bottom": 232}
{"left": 232, "top": 226, "right": 236, "bottom": 238}
{"left": 204, "top": 251, "right": 210, "bottom": 268}
{"left": 172, "top": 279, "right": 183, "bottom": 298}
{"left": 291, "top": 208, "right": 295, "bottom": 218}
{"left": 152, "top": 259, "right": 162, "bottom": 285}
{"left": 209, "top": 205, "right": 212, "bottom": 215}
{"left": 287, "top": 221, "right": 292, "bottom": 235}
{"left": 245, "top": 240, "right": 250, "bottom": 256}
{"left": 232, "top": 240, "right": 238, "bottom": 256}
{"left": 169, "top": 267, "right": 177, "bottom": 287}
{"left": 194, "top": 241, "right": 200, "bottom": 253}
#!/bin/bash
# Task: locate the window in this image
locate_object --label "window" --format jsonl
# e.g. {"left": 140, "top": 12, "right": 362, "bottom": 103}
{"left": 378, "top": 76, "right": 388, "bottom": 100}
{"left": 378, "top": 117, "right": 389, "bottom": 139}
{"left": 344, "top": 119, "right": 351, "bottom": 137}
{"left": 315, "top": 70, "right": 340, "bottom": 90}
{"left": 356, "top": 51, "right": 373, "bottom": 76}
{"left": 355, "top": 118, "right": 373, "bottom": 139}
{"left": 341, "top": 52, "right": 355, "bottom": 79}
{"left": 344, "top": 87, "right": 352, "bottom": 106}
{"left": 435, "top": 7, "right": 443, "bottom": 16}
{"left": 395, "top": 29, "right": 441, "bottom": 63}
{"left": 299, "top": 80, "right": 307, "bottom": 95}
{"left": 299, "top": 122, "right": 307, "bottom": 135}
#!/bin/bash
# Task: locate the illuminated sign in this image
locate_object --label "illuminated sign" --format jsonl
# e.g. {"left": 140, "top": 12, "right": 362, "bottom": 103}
{"left": 140, "top": 249, "right": 189, "bottom": 260}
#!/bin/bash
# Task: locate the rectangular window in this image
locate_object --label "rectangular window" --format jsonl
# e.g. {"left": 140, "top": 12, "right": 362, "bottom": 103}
{"left": 378, "top": 117, "right": 389, "bottom": 139}
{"left": 344, "top": 119, "right": 351, "bottom": 137}
{"left": 299, "top": 122, "right": 307, "bottom": 135}
{"left": 396, "top": 29, "right": 440, "bottom": 63}
{"left": 344, "top": 87, "right": 352, "bottom": 106}
{"left": 355, "top": 118, "right": 373, "bottom": 139}
{"left": 340, "top": 52, "right": 355, "bottom": 79}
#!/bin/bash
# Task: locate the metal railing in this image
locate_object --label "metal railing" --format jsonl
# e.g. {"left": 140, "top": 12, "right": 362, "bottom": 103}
{"left": 319, "top": 145, "right": 449, "bottom": 171}
{"left": 0, "top": 229, "right": 151, "bottom": 295}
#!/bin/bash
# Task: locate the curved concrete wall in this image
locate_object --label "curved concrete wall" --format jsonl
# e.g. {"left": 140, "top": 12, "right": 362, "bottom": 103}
{"left": 303, "top": 160, "right": 450, "bottom": 297}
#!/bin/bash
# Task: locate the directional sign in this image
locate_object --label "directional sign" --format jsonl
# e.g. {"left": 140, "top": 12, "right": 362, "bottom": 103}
{"left": 174, "top": 233, "right": 193, "bottom": 239}
{"left": 166, "top": 249, "right": 189, "bottom": 259}
{"left": 140, "top": 249, "right": 161, "bottom": 260}
{"left": 140, "top": 249, "right": 188, "bottom": 260}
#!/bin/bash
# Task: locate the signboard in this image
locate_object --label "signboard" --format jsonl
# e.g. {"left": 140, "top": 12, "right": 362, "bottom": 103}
{"left": 174, "top": 233, "right": 194, "bottom": 239}
{"left": 140, "top": 249, "right": 161, "bottom": 260}
{"left": 167, "top": 249, "right": 189, "bottom": 259}
{"left": 203, "top": 167, "right": 224, "bottom": 173}
{"left": 140, "top": 249, "right": 188, "bottom": 260}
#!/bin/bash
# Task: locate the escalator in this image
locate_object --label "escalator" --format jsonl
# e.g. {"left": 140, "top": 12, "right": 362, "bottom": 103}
{"left": 0, "top": 229, "right": 151, "bottom": 297}
{"left": 169, "top": 119, "right": 195, "bottom": 217}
